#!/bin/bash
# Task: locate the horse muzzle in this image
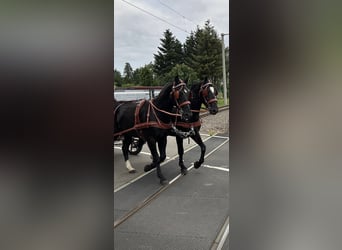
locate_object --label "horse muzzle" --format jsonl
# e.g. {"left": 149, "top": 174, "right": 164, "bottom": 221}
{"left": 181, "top": 111, "right": 192, "bottom": 122}
{"left": 210, "top": 107, "right": 218, "bottom": 115}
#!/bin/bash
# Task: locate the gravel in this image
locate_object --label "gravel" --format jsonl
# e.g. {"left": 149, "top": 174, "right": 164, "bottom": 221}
{"left": 200, "top": 109, "right": 229, "bottom": 135}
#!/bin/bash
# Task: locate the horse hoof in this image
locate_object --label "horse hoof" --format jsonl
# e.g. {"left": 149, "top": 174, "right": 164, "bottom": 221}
{"left": 160, "top": 179, "right": 169, "bottom": 185}
{"left": 129, "top": 169, "right": 136, "bottom": 174}
{"left": 144, "top": 164, "right": 153, "bottom": 172}
{"left": 194, "top": 161, "right": 202, "bottom": 169}
{"left": 181, "top": 168, "right": 188, "bottom": 175}
{"left": 159, "top": 156, "right": 166, "bottom": 163}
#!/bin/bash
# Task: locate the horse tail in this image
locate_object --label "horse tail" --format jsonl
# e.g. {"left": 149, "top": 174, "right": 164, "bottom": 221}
{"left": 113, "top": 102, "right": 124, "bottom": 134}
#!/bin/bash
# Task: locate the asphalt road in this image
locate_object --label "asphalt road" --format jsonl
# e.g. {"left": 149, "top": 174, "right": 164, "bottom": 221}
{"left": 114, "top": 132, "right": 229, "bottom": 250}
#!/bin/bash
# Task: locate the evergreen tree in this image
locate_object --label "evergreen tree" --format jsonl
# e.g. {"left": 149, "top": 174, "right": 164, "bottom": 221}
{"left": 114, "top": 68, "right": 123, "bottom": 87}
{"left": 132, "top": 67, "right": 142, "bottom": 85}
{"left": 164, "top": 64, "right": 198, "bottom": 84}
{"left": 132, "top": 63, "right": 156, "bottom": 86}
{"left": 154, "top": 29, "right": 184, "bottom": 83}
{"left": 139, "top": 64, "right": 155, "bottom": 86}
{"left": 188, "top": 20, "right": 222, "bottom": 88}
{"left": 225, "top": 47, "right": 229, "bottom": 96}
{"left": 184, "top": 31, "right": 196, "bottom": 68}
{"left": 123, "top": 62, "right": 133, "bottom": 84}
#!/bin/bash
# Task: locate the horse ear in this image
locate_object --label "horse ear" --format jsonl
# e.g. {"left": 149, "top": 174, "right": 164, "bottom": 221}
{"left": 174, "top": 75, "right": 180, "bottom": 84}
{"left": 204, "top": 76, "right": 208, "bottom": 83}
{"left": 184, "top": 77, "right": 189, "bottom": 84}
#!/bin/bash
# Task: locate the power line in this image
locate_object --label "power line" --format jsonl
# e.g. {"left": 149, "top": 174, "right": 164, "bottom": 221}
{"left": 121, "top": 0, "right": 190, "bottom": 34}
{"left": 158, "top": 0, "right": 197, "bottom": 26}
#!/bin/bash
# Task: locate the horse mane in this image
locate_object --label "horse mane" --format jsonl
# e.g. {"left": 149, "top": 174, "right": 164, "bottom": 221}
{"left": 190, "top": 82, "right": 201, "bottom": 98}
{"left": 153, "top": 82, "right": 173, "bottom": 102}
{"left": 190, "top": 82, "right": 201, "bottom": 91}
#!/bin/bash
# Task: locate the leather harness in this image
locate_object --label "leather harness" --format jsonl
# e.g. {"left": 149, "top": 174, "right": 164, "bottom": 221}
{"left": 113, "top": 81, "right": 217, "bottom": 137}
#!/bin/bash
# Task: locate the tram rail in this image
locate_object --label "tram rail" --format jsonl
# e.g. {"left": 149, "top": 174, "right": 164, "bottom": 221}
{"left": 114, "top": 135, "right": 229, "bottom": 229}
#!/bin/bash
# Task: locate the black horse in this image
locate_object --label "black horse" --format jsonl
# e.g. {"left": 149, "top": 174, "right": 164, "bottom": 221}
{"left": 175, "top": 79, "right": 218, "bottom": 172}
{"left": 113, "top": 98, "right": 145, "bottom": 156}
{"left": 144, "top": 78, "right": 219, "bottom": 175}
{"left": 113, "top": 77, "right": 192, "bottom": 185}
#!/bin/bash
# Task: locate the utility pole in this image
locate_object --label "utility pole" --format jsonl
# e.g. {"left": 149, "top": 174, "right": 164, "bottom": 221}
{"left": 221, "top": 33, "right": 229, "bottom": 105}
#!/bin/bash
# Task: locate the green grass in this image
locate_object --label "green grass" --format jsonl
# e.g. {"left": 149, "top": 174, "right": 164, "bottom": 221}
{"left": 200, "top": 97, "right": 228, "bottom": 109}
{"left": 217, "top": 97, "right": 229, "bottom": 107}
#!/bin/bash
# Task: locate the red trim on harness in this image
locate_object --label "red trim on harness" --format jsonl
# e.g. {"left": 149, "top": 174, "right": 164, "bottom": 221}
{"left": 135, "top": 99, "right": 146, "bottom": 125}
{"left": 175, "top": 120, "right": 202, "bottom": 128}
{"left": 113, "top": 99, "right": 183, "bottom": 137}
{"left": 178, "top": 100, "right": 191, "bottom": 107}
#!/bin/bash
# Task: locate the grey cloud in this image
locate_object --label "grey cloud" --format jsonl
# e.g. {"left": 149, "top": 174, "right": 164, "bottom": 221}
{"left": 114, "top": 0, "right": 229, "bottom": 71}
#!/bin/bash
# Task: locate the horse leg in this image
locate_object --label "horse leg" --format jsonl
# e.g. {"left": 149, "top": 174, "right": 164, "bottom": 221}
{"left": 144, "top": 136, "right": 167, "bottom": 172}
{"left": 122, "top": 136, "right": 136, "bottom": 173}
{"left": 146, "top": 138, "right": 168, "bottom": 185}
{"left": 158, "top": 136, "right": 167, "bottom": 163}
{"left": 176, "top": 136, "right": 188, "bottom": 175}
{"left": 191, "top": 130, "right": 206, "bottom": 169}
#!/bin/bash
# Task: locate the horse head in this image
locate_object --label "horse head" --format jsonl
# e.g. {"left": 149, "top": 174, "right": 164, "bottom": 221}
{"left": 172, "top": 76, "right": 192, "bottom": 121}
{"left": 199, "top": 77, "right": 218, "bottom": 115}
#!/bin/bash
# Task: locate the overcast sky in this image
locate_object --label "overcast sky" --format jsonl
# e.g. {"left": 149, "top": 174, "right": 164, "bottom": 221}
{"left": 114, "top": 0, "right": 229, "bottom": 73}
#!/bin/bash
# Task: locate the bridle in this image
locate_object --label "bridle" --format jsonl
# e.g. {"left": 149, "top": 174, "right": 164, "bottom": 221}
{"left": 172, "top": 81, "right": 191, "bottom": 109}
{"left": 113, "top": 81, "right": 192, "bottom": 137}
{"left": 199, "top": 82, "right": 217, "bottom": 107}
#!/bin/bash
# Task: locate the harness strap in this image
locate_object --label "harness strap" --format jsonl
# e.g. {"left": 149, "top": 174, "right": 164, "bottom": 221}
{"left": 113, "top": 99, "right": 179, "bottom": 137}
{"left": 207, "top": 97, "right": 218, "bottom": 104}
{"left": 177, "top": 100, "right": 191, "bottom": 107}
{"left": 149, "top": 100, "right": 182, "bottom": 117}
{"left": 113, "top": 127, "right": 137, "bottom": 137}
{"left": 134, "top": 99, "right": 146, "bottom": 125}
{"left": 200, "top": 82, "right": 212, "bottom": 90}
{"left": 190, "top": 108, "right": 211, "bottom": 113}
{"left": 113, "top": 122, "right": 174, "bottom": 137}
{"left": 175, "top": 120, "right": 202, "bottom": 128}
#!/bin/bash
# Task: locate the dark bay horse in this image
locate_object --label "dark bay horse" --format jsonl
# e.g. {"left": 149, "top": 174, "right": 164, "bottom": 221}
{"left": 113, "top": 77, "right": 192, "bottom": 185}
{"left": 174, "top": 80, "right": 218, "bottom": 173}
{"left": 144, "top": 78, "right": 219, "bottom": 175}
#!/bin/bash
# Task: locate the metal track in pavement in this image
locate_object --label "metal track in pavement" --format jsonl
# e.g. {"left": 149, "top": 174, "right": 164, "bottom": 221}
{"left": 114, "top": 136, "right": 229, "bottom": 229}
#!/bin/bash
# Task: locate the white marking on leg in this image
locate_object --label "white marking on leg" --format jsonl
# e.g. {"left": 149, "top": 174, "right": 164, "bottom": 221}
{"left": 114, "top": 136, "right": 219, "bottom": 192}
{"left": 125, "top": 160, "right": 135, "bottom": 172}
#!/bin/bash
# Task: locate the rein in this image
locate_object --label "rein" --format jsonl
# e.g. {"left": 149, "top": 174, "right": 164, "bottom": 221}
{"left": 149, "top": 100, "right": 182, "bottom": 117}
{"left": 190, "top": 108, "right": 209, "bottom": 113}
{"left": 113, "top": 97, "right": 187, "bottom": 137}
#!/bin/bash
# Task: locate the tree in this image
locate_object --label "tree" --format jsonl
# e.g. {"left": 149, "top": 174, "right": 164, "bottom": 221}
{"left": 139, "top": 64, "right": 154, "bottom": 86}
{"left": 138, "top": 63, "right": 155, "bottom": 86}
{"left": 225, "top": 47, "right": 229, "bottom": 96}
{"left": 154, "top": 29, "right": 184, "bottom": 83}
{"left": 114, "top": 68, "right": 123, "bottom": 87}
{"left": 132, "top": 67, "right": 142, "bottom": 85}
{"left": 164, "top": 64, "right": 198, "bottom": 84}
{"left": 132, "top": 63, "right": 156, "bottom": 86}
{"left": 186, "top": 20, "right": 222, "bottom": 88}
{"left": 123, "top": 62, "right": 133, "bottom": 84}
{"left": 183, "top": 31, "right": 196, "bottom": 68}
